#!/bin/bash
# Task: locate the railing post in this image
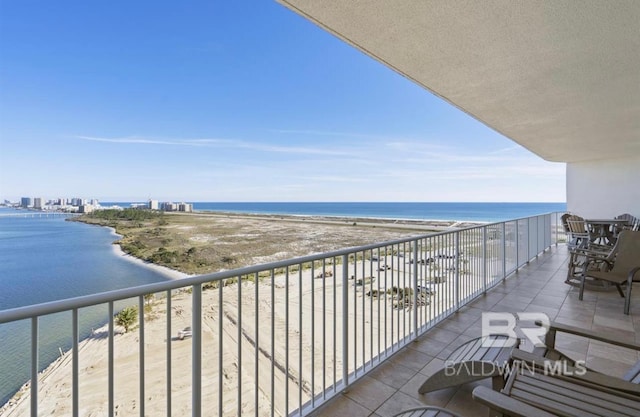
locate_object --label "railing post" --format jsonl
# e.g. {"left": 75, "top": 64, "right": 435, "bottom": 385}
{"left": 108, "top": 302, "right": 114, "bottom": 416}
{"left": 515, "top": 221, "right": 520, "bottom": 269}
{"left": 455, "top": 232, "right": 460, "bottom": 310}
{"left": 30, "top": 317, "right": 38, "bottom": 417}
{"left": 139, "top": 296, "right": 145, "bottom": 417}
{"left": 412, "top": 241, "right": 418, "bottom": 337}
{"left": 527, "top": 218, "right": 531, "bottom": 263}
{"left": 72, "top": 308, "right": 79, "bottom": 417}
{"left": 192, "top": 284, "right": 202, "bottom": 417}
{"left": 482, "top": 227, "right": 487, "bottom": 293}
{"left": 502, "top": 222, "right": 507, "bottom": 281}
{"left": 166, "top": 290, "right": 172, "bottom": 417}
{"left": 342, "top": 254, "right": 349, "bottom": 390}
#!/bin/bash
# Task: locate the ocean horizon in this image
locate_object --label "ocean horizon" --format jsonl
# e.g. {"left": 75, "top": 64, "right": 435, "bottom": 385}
{"left": 103, "top": 201, "right": 567, "bottom": 223}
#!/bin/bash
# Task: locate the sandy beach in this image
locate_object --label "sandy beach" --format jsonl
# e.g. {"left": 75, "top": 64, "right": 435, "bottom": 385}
{"left": 1, "top": 215, "right": 478, "bottom": 416}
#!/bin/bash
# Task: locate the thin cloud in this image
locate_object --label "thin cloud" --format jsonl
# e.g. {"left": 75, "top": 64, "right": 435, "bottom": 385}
{"left": 487, "top": 145, "right": 522, "bottom": 154}
{"left": 268, "top": 128, "right": 395, "bottom": 141}
{"left": 74, "top": 135, "right": 232, "bottom": 147}
{"left": 74, "top": 135, "right": 350, "bottom": 156}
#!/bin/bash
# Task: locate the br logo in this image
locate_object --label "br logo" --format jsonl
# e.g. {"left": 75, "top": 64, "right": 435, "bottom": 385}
{"left": 481, "top": 312, "right": 550, "bottom": 347}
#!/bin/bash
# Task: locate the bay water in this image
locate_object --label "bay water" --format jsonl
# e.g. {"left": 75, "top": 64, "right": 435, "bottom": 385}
{"left": 0, "top": 208, "right": 171, "bottom": 405}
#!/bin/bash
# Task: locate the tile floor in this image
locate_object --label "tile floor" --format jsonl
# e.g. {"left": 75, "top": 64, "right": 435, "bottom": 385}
{"left": 310, "top": 244, "right": 640, "bottom": 417}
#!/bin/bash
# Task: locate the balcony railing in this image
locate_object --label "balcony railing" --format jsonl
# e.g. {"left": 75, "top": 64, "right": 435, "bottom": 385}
{"left": 0, "top": 212, "right": 565, "bottom": 417}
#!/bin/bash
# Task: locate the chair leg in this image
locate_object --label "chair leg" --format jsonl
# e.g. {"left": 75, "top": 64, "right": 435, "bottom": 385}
{"left": 579, "top": 272, "right": 586, "bottom": 300}
{"left": 616, "top": 284, "right": 626, "bottom": 298}
{"left": 624, "top": 282, "right": 632, "bottom": 315}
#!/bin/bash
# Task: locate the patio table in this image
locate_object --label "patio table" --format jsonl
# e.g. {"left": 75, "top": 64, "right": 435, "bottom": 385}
{"left": 585, "top": 218, "right": 628, "bottom": 246}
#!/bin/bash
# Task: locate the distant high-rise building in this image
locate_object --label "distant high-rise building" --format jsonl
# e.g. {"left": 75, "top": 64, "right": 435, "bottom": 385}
{"left": 148, "top": 199, "right": 159, "bottom": 210}
{"left": 178, "top": 203, "right": 193, "bottom": 212}
{"left": 79, "top": 204, "right": 94, "bottom": 214}
{"left": 20, "top": 197, "right": 32, "bottom": 208}
{"left": 33, "top": 198, "right": 43, "bottom": 209}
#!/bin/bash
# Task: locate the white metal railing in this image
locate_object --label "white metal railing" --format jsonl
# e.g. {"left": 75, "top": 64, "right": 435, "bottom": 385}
{"left": 0, "top": 212, "right": 565, "bottom": 417}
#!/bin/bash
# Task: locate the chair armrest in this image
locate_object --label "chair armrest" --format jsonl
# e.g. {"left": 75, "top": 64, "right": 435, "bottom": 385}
{"left": 537, "top": 320, "right": 640, "bottom": 351}
{"left": 472, "top": 386, "right": 557, "bottom": 417}
{"left": 629, "top": 266, "right": 640, "bottom": 283}
{"left": 569, "top": 247, "right": 609, "bottom": 257}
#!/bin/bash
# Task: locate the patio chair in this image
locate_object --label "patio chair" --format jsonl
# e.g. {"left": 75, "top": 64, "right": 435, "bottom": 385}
{"left": 615, "top": 213, "right": 640, "bottom": 235}
{"left": 531, "top": 320, "right": 640, "bottom": 385}
{"left": 565, "top": 237, "right": 618, "bottom": 287}
{"left": 565, "top": 215, "right": 590, "bottom": 249}
{"left": 560, "top": 212, "right": 572, "bottom": 234}
{"left": 578, "top": 230, "right": 640, "bottom": 314}
{"left": 472, "top": 360, "right": 640, "bottom": 417}
{"left": 418, "top": 319, "right": 640, "bottom": 396}
{"left": 418, "top": 334, "right": 518, "bottom": 394}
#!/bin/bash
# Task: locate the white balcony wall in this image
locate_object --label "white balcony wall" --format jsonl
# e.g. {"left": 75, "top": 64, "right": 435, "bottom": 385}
{"left": 567, "top": 155, "right": 640, "bottom": 218}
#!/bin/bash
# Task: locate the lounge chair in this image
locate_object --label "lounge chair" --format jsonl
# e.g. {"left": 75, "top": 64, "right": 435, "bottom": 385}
{"left": 532, "top": 320, "right": 640, "bottom": 385}
{"left": 419, "top": 319, "right": 640, "bottom": 396}
{"left": 578, "top": 230, "right": 640, "bottom": 314}
{"left": 418, "top": 334, "right": 518, "bottom": 394}
{"left": 472, "top": 359, "right": 640, "bottom": 417}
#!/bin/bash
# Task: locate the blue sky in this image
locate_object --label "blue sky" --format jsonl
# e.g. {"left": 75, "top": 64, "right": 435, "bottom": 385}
{"left": 0, "top": 1, "right": 565, "bottom": 203}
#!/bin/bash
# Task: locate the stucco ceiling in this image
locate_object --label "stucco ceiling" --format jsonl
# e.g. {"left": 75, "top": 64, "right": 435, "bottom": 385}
{"left": 278, "top": 0, "right": 640, "bottom": 163}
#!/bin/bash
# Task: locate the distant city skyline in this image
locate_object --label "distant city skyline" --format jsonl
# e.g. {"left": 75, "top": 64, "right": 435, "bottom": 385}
{"left": 0, "top": 2, "right": 565, "bottom": 203}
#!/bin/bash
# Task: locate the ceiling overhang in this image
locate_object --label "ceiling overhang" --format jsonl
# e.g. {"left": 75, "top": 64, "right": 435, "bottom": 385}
{"left": 277, "top": 0, "right": 640, "bottom": 163}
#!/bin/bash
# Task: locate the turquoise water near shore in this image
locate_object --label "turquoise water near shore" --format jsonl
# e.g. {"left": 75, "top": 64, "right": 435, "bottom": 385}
{"left": 0, "top": 202, "right": 565, "bottom": 405}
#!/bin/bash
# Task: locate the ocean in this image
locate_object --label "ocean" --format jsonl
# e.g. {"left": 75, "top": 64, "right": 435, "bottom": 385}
{"left": 106, "top": 201, "right": 567, "bottom": 222}
{"left": 0, "top": 201, "right": 566, "bottom": 405}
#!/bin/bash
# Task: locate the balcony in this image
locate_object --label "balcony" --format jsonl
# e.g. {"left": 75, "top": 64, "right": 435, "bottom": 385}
{"left": 310, "top": 243, "right": 640, "bottom": 416}
{"left": 1, "top": 212, "right": 638, "bottom": 416}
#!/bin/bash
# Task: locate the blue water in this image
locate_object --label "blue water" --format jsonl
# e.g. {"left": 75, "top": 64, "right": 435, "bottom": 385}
{"left": 0, "top": 208, "right": 171, "bottom": 406}
{"left": 105, "top": 201, "right": 567, "bottom": 222}
{"left": 0, "top": 201, "right": 566, "bottom": 405}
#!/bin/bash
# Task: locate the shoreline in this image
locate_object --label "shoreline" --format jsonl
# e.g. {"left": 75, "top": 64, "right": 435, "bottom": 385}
{"left": 1, "top": 248, "right": 448, "bottom": 416}
{"left": 110, "top": 240, "right": 191, "bottom": 281}
{"left": 0, "top": 213, "right": 481, "bottom": 413}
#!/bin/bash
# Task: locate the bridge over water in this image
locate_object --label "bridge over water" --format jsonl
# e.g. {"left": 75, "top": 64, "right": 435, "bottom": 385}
{"left": 0, "top": 211, "right": 81, "bottom": 218}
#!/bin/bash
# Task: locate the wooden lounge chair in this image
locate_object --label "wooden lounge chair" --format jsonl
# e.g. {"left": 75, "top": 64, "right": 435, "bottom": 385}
{"left": 418, "top": 334, "right": 518, "bottom": 394}
{"left": 532, "top": 320, "right": 640, "bottom": 385}
{"left": 472, "top": 360, "right": 640, "bottom": 417}
{"left": 419, "top": 319, "right": 640, "bottom": 396}
{"left": 578, "top": 230, "right": 640, "bottom": 314}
